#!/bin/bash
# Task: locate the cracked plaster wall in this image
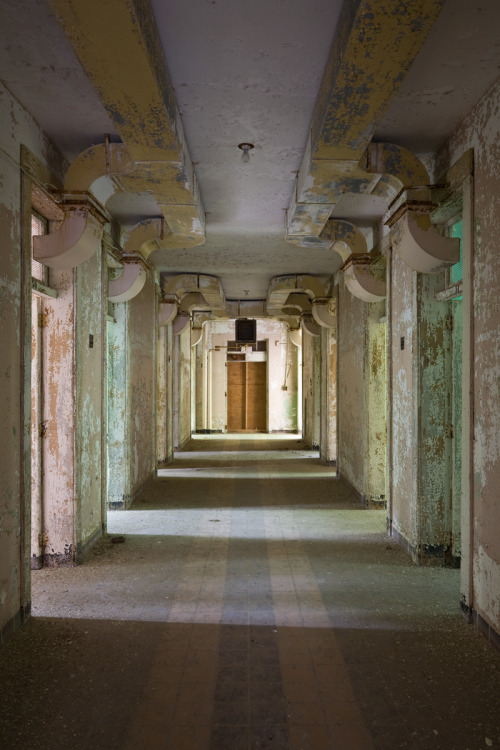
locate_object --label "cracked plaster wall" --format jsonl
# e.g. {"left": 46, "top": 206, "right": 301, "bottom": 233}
{"left": 0, "top": 81, "right": 65, "bottom": 636}
{"left": 435, "top": 75, "right": 500, "bottom": 636}
{"left": 302, "top": 332, "right": 320, "bottom": 449}
{"left": 128, "top": 270, "right": 156, "bottom": 490}
{"left": 338, "top": 277, "right": 366, "bottom": 493}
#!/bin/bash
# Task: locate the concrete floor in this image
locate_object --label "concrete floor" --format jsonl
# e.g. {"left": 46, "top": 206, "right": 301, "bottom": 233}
{"left": 1, "top": 435, "right": 500, "bottom": 749}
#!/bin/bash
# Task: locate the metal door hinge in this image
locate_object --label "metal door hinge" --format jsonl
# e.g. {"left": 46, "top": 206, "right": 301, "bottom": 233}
{"left": 445, "top": 424, "right": 454, "bottom": 439}
{"left": 39, "top": 421, "right": 48, "bottom": 438}
{"left": 38, "top": 312, "right": 49, "bottom": 328}
{"left": 445, "top": 315, "right": 454, "bottom": 331}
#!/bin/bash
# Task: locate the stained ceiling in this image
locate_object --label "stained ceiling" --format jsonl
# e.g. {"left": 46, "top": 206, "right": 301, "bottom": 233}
{"left": 1, "top": 0, "right": 500, "bottom": 299}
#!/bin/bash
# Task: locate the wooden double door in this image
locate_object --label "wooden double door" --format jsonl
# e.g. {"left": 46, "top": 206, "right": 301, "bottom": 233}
{"left": 227, "top": 361, "right": 267, "bottom": 432}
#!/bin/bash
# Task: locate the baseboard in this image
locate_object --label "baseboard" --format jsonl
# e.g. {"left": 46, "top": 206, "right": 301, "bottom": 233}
{"left": 473, "top": 610, "right": 500, "bottom": 652}
{"left": 390, "top": 522, "right": 461, "bottom": 568}
{"left": 108, "top": 470, "right": 155, "bottom": 510}
{"left": 338, "top": 472, "right": 366, "bottom": 505}
{"left": 0, "top": 604, "right": 30, "bottom": 646}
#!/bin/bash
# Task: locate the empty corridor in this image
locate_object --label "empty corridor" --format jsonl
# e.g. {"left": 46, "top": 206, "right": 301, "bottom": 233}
{"left": 1, "top": 435, "right": 500, "bottom": 749}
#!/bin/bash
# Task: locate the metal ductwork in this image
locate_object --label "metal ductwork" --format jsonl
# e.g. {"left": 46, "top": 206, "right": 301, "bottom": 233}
{"left": 343, "top": 255, "right": 386, "bottom": 302}
{"left": 178, "top": 292, "right": 210, "bottom": 314}
{"left": 158, "top": 301, "right": 178, "bottom": 328}
{"left": 289, "top": 329, "right": 302, "bottom": 347}
{"left": 225, "top": 300, "right": 267, "bottom": 318}
{"left": 163, "top": 274, "right": 226, "bottom": 317}
{"left": 173, "top": 312, "right": 190, "bottom": 336}
{"left": 389, "top": 196, "right": 461, "bottom": 274}
{"left": 191, "top": 328, "right": 203, "bottom": 347}
{"left": 301, "top": 314, "right": 321, "bottom": 338}
{"left": 311, "top": 297, "right": 337, "bottom": 330}
{"left": 282, "top": 293, "right": 312, "bottom": 316}
{"left": 284, "top": 0, "right": 442, "bottom": 245}
{"left": 32, "top": 194, "right": 108, "bottom": 270}
{"left": 108, "top": 261, "right": 147, "bottom": 303}
{"left": 266, "top": 274, "right": 327, "bottom": 316}
{"left": 50, "top": 0, "right": 206, "bottom": 253}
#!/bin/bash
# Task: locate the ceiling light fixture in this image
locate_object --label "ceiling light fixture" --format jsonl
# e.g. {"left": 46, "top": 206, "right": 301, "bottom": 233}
{"left": 238, "top": 142, "right": 254, "bottom": 163}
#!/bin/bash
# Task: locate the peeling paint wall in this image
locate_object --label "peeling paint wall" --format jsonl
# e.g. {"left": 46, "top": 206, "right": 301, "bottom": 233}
{"left": 435, "top": 76, "right": 500, "bottom": 639}
{"left": 0, "top": 81, "right": 66, "bottom": 638}
{"left": 107, "top": 304, "right": 130, "bottom": 507}
{"left": 389, "top": 250, "right": 417, "bottom": 546}
{"left": 174, "top": 325, "right": 191, "bottom": 448}
{"left": 76, "top": 245, "right": 104, "bottom": 552}
{"left": 319, "top": 326, "right": 337, "bottom": 464}
{"left": 302, "top": 333, "right": 320, "bottom": 448}
{"left": 128, "top": 270, "right": 156, "bottom": 490}
{"left": 366, "top": 300, "right": 387, "bottom": 502}
{"left": 338, "top": 277, "right": 366, "bottom": 492}
{"left": 157, "top": 319, "right": 173, "bottom": 463}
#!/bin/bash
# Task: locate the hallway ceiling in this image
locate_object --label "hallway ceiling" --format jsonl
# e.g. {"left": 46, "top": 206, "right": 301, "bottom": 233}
{"left": 1, "top": 0, "right": 500, "bottom": 299}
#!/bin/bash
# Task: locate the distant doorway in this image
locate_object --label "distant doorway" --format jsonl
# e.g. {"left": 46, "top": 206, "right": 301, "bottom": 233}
{"left": 227, "top": 361, "right": 267, "bottom": 431}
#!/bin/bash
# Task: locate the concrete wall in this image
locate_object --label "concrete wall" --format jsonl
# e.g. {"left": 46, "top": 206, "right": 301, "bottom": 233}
{"left": 128, "top": 271, "right": 156, "bottom": 490}
{"left": 338, "top": 278, "right": 365, "bottom": 487}
{"left": 302, "top": 331, "right": 320, "bottom": 448}
{"left": 434, "top": 76, "right": 500, "bottom": 643}
{"left": 108, "top": 269, "right": 157, "bottom": 506}
{"left": 173, "top": 324, "right": 191, "bottom": 448}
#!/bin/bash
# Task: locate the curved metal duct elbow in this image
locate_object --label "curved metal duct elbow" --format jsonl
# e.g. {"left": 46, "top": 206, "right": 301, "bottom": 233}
{"left": 311, "top": 297, "right": 337, "bottom": 330}
{"left": 178, "top": 292, "right": 210, "bottom": 314}
{"left": 191, "top": 328, "right": 203, "bottom": 347}
{"left": 289, "top": 329, "right": 302, "bottom": 347}
{"left": 32, "top": 198, "right": 108, "bottom": 270}
{"left": 301, "top": 314, "right": 321, "bottom": 338}
{"left": 282, "top": 293, "right": 312, "bottom": 316}
{"left": 173, "top": 312, "right": 191, "bottom": 336}
{"left": 225, "top": 300, "right": 266, "bottom": 318}
{"left": 363, "top": 142, "right": 429, "bottom": 200}
{"left": 343, "top": 255, "right": 386, "bottom": 302}
{"left": 158, "top": 301, "right": 178, "bottom": 327}
{"left": 163, "top": 274, "right": 226, "bottom": 317}
{"left": 392, "top": 211, "right": 460, "bottom": 274}
{"left": 64, "top": 142, "right": 136, "bottom": 193}
{"left": 266, "top": 275, "right": 327, "bottom": 316}
{"left": 108, "top": 262, "right": 147, "bottom": 302}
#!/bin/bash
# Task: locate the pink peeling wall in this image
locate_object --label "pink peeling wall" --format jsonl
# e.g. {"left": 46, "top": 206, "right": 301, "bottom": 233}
{"left": 0, "top": 81, "right": 66, "bottom": 640}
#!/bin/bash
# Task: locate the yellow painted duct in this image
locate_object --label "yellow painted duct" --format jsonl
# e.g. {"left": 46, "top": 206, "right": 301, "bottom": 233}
{"left": 285, "top": 0, "right": 443, "bottom": 242}
{"left": 48, "top": 0, "right": 205, "bottom": 249}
